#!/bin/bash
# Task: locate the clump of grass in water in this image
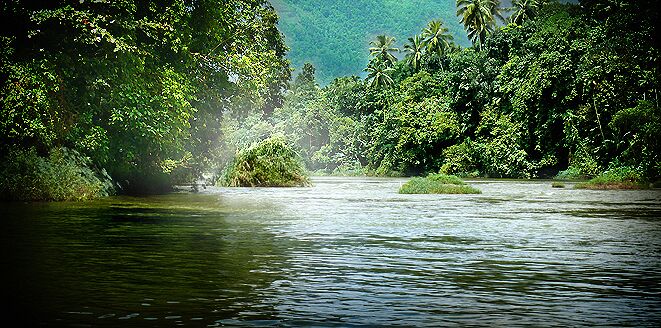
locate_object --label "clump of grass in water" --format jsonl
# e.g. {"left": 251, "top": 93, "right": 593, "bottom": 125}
{"left": 574, "top": 167, "right": 648, "bottom": 190}
{"left": 399, "top": 174, "right": 481, "bottom": 194}
{"left": 426, "top": 173, "right": 466, "bottom": 185}
{"left": 219, "top": 136, "right": 311, "bottom": 187}
{"left": 551, "top": 182, "right": 565, "bottom": 188}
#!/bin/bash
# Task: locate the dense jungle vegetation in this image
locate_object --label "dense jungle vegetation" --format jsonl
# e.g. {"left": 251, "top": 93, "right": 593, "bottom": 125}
{"left": 0, "top": 0, "right": 289, "bottom": 199}
{"left": 0, "top": 0, "right": 659, "bottom": 200}
{"left": 237, "top": 0, "right": 659, "bottom": 181}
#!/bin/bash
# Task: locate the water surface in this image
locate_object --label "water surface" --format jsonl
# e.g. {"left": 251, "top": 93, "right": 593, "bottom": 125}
{"left": 2, "top": 177, "right": 660, "bottom": 326}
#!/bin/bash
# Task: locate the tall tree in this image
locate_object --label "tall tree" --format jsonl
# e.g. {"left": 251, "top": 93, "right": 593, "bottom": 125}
{"left": 508, "top": 0, "right": 544, "bottom": 25}
{"left": 456, "top": 0, "right": 504, "bottom": 50}
{"left": 369, "top": 35, "right": 399, "bottom": 67}
{"left": 365, "top": 61, "right": 395, "bottom": 88}
{"left": 293, "top": 62, "right": 318, "bottom": 89}
{"left": 421, "top": 19, "right": 455, "bottom": 70}
{"left": 403, "top": 35, "right": 425, "bottom": 71}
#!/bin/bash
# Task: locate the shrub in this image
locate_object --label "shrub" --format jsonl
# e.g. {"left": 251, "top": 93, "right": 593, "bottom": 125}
{"left": 440, "top": 140, "right": 480, "bottom": 177}
{"left": 219, "top": 136, "right": 311, "bottom": 187}
{"left": 0, "top": 147, "right": 113, "bottom": 201}
{"left": 399, "top": 176, "right": 481, "bottom": 194}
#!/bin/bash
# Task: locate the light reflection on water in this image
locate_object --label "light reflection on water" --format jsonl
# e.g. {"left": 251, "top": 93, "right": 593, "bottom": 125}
{"left": 2, "top": 177, "right": 660, "bottom": 326}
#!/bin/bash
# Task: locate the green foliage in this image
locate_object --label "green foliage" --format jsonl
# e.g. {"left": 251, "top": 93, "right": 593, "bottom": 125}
{"left": 440, "top": 140, "right": 481, "bottom": 177}
{"left": 1, "top": 0, "right": 290, "bottom": 196}
{"left": 199, "top": 0, "right": 658, "bottom": 187}
{"left": 369, "top": 35, "right": 399, "bottom": 66}
{"left": 421, "top": 19, "right": 455, "bottom": 61}
{"left": 0, "top": 57, "right": 64, "bottom": 152}
{"left": 399, "top": 176, "right": 481, "bottom": 194}
{"left": 554, "top": 166, "right": 588, "bottom": 180}
{"left": 277, "top": 0, "right": 659, "bottom": 184}
{"left": 0, "top": 147, "right": 113, "bottom": 201}
{"left": 474, "top": 108, "right": 537, "bottom": 178}
{"left": 219, "top": 136, "right": 311, "bottom": 187}
{"left": 608, "top": 101, "right": 661, "bottom": 178}
{"left": 575, "top": 166, "right": 648, "bottom": 190}
{"left": 403, "top": 35, "right": 425, "bottom": 72}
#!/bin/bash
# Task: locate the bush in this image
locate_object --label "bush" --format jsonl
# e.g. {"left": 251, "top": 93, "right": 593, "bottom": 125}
{"left": 0, "top": 147, "right": 113, "bottom": 201}
{"left": 575, "top": 166, "right": 647, "bottom": 190}
{"left": 399, "top": 176, "right": 481, "bottom": 194}
{"left": 219, "top": 136, "right": 311, "bottom": 187}
{"left": 440, "top": 140, "right": 480, "bottom": 177}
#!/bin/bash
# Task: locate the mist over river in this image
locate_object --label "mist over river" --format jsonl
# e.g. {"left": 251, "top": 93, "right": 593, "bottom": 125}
{"left": 2, "top": 177, "right": 660, "bottom": 327}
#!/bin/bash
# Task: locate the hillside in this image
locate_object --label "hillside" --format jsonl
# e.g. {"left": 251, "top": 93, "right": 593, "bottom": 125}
{"left": 270, "top": 0, "right": 472, "bottom": 85}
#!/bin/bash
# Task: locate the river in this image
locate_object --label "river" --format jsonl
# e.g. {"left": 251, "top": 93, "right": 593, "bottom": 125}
{"left": 2, "top": 177, "right": 660, "bottom": 327}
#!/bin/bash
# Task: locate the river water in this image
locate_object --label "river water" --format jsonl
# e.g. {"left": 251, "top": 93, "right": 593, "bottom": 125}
{"left": 2, "top": 177, "right": 661, "bottom": 327}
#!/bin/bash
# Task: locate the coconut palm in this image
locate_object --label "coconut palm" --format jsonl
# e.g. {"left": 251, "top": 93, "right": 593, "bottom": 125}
{"left": 369, "top": 34, "right": 399, "bottom": 66}
{"left": 422, "top": 19, "right": 454, "bottom": 59}
{"left": 508, "top": 0, "right": 543, "bottom": 25}
{"left": 365, "top": 60, "right": 395, "bottom": 88}
{"left": 456, "top": 0, "right": 504, "bottom": 50}
{"left": 403, "top": 35, "right": 425, "bottom": 71}
{"left": 421, "top": 19, "right": 455, "bottom": 71}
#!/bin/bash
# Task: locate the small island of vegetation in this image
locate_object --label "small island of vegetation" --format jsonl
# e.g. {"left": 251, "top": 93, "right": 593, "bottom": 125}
{"left": 219, "top": 136, "right": 310, "bottom": 187}
{"left": 399, "top": 173, "right": 481, "bottom": 194}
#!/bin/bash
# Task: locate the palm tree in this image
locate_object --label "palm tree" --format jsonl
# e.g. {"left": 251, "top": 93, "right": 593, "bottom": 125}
{"left": 403, "top": 35, "right": 425, "bottom": 71}
{"left": 508, "top": 0, "right": 543, "bottom": 26}
{"left": 422, "top": 19, "right": 454, "bottom": 59}
{"left": 456, "top": 0, "right": 504, "bottom": 50}
{"left": 369, "top": 35, "right": 399, "bottom": 66}
{"left": 365, "top": 60, "right": 395, "bottom": 88}
{"left": 421, "top": 19, "right": 454, "bottom": 71}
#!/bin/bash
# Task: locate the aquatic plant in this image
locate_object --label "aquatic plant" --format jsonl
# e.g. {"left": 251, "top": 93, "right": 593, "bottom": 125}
{"left": 551, "top": 182, "right": 565, "bottom": 188}
{"left": 399, "top": 175, "right": 481, "bottom": 194}
{"left": 426, "top": 173, "right": 466, "bottom": 185}
{"left": 219, "top": 136, "right": 311, "bottom": 187}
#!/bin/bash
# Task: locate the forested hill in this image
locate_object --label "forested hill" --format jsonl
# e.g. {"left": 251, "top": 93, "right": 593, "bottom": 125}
{"left": 271, "top": 0, "right": 580, "bottom": 85}
{"left": 270, "top": 0, "right": 471, "bottom": 85}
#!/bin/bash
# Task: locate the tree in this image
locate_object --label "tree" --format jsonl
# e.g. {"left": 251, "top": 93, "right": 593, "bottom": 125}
{"left": 293, "top": 63, "right": 318, "bottom": 90}
{"left": 508, "top": 0, "right": 544, "bottom": 25}
{"left": 421, "top": 19, "right": 454, "bottom": 60}
{"left": 365, "top": 61, "right": 395, "bottom": 88}
{"left": 456, "top": 0, "right": 504, "bottom": 50}
{"left": 369, "top": 35, "right": 399, "bottom": 67}
{"left": 403, "top": 35, "right": 425, "bottom": 71}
